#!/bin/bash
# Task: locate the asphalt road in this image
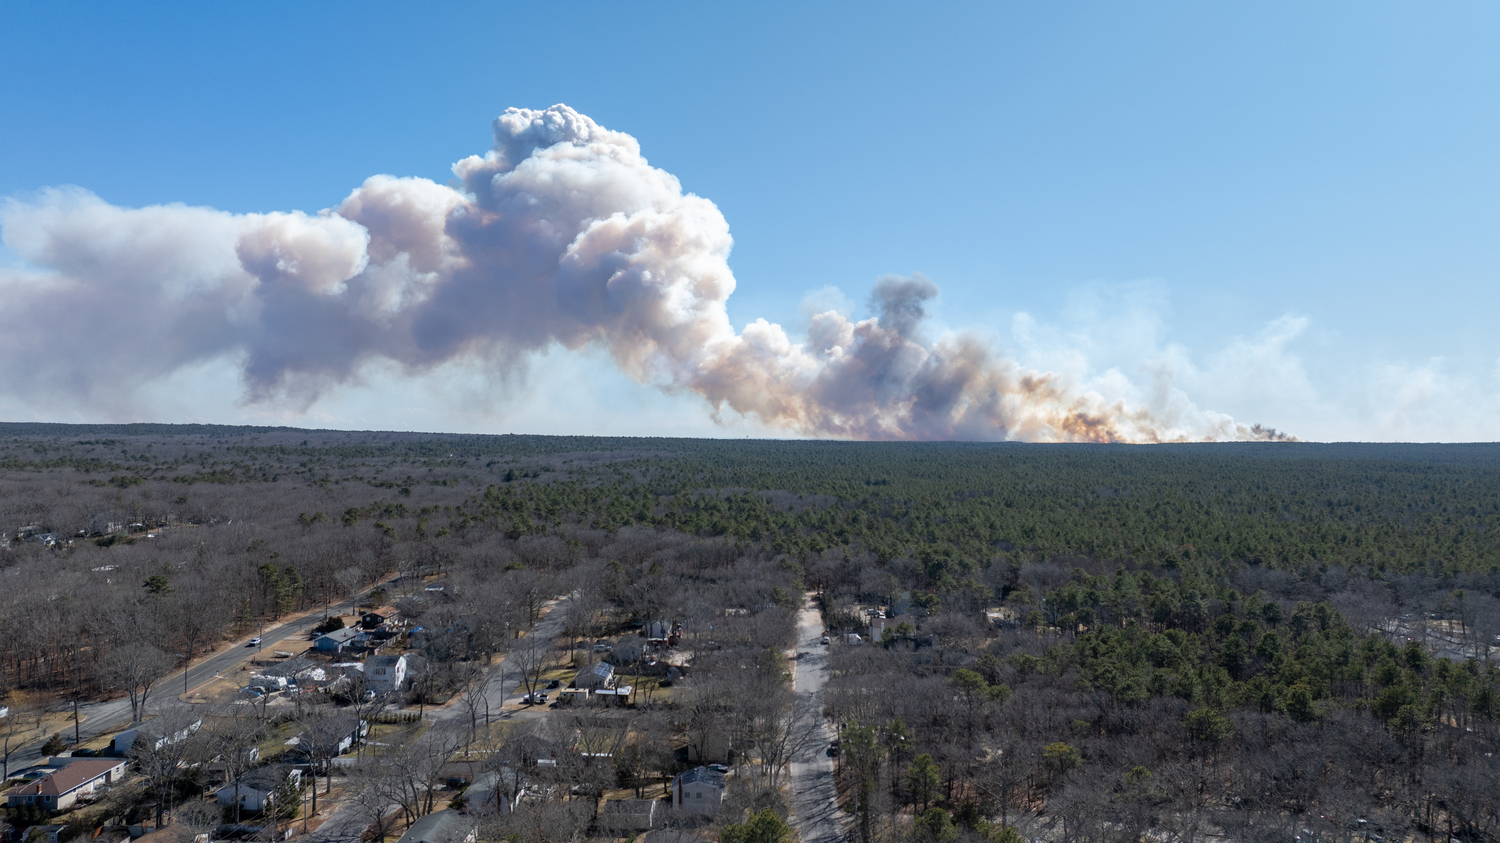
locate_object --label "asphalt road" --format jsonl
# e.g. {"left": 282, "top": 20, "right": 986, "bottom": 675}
{"left": 789, "top": 594, "right": 849, "bottom": 843}
{"left": 8, "top": 596, "right": 375, "bottom": 774}
{"left": 7, "top": 593, "right": 574, "bottom": 843}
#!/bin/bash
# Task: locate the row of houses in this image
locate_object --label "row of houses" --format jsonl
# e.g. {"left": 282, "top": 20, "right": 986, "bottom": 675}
{"left": 5, "top": 715, "right": 367, "bottom": 820}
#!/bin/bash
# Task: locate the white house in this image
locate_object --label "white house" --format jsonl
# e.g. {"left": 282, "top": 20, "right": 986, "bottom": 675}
{"left": 363, "top": 654, "right": 409, "bottom": 693}
{"left": 6, "top": 759, "right": 128, "bottom": 811}
{"left": 671, "top": 767, "right": 725, "bottom": 815}
{"left": 216, "top": 766, "right": 301, "bottom": 814}
{"left": 574, "top": 661, "right": 615, "bottom": 689}
{"left": 113, "top": 717, "right": 202, "bottom": 755}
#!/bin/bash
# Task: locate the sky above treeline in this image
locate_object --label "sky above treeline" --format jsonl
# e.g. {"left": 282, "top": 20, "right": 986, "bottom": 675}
{"left": 1, "top": 2, "right": 1497, "bottom": 442}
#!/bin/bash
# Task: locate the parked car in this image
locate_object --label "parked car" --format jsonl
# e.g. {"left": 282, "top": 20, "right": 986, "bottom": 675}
{"left": 820, "top": 635, "right": 831, "bottom": 645}
{"left": 593, "top": 642, "right": 612, "bottom": 652}
{"left": 546, "top": 679, "right": 561, "bottom": 689}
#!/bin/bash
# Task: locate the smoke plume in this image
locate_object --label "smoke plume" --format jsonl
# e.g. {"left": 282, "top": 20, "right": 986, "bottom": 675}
{"left": 0, "top": 105, "right": 1289, "bottom": 443}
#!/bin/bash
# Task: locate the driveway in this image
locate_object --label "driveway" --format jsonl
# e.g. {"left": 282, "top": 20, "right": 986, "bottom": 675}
{"left": 789, "top": 593, "right": 848, "bottom": 843}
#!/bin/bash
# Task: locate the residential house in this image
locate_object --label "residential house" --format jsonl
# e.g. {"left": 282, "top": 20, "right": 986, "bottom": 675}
{"left": 216, "top": 765, "right": 301, "bottom": 814}
{"left": 646, "top": 620, "right": 677, "bottom": 640}
{"left": 296, "top": 715, "right": 367, "bottom": 759}
{"left": 363, "top": 653, "right": 409, "bottom": 693}
{"left": 314, "top": 627, "right": 360, "bottom": 653}
{"left": 600, "top": 799, "right": 660, "bottom": 832}
{"left": 463, "top": 768, "right": 524, "bottom": 816}
{"left": 27, "top": 826, "right": 66, "bottom": 843}
{"left": 359, "top": 612, "right": 389, "bottom": 631}
{"left": 112, "top": 717, "right": 202, "bottom": 755}
{"left": 573, "top": 661, "right": 615, "bottom": 690}
{"left": 396, "top": 810, "right": 477, "bottom": 843}
{"left": 869, "top": 614, "right": 916, "bottom": 643}
{"left": 6, "top": 758, "right": 128, "bottom": 810}
{"left": 206, "top": 747, "right": 261, "bottom": 784}
{"left": 671, "top": 767, "right": 725, "bottom": 815}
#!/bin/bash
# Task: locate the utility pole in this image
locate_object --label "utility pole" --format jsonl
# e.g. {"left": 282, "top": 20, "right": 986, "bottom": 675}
{"left": 73, "top": 700, "right": 80, "bottom": 745}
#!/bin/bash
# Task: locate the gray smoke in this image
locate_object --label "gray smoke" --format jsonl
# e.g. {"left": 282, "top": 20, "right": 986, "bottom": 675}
{"left": 0, "top": 105, "right": 1290, "bottom": 442}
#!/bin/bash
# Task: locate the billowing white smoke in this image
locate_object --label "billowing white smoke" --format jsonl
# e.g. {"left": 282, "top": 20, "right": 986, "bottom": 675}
{"left": 0, "top": 105, "right": 1288, "bottom": 442}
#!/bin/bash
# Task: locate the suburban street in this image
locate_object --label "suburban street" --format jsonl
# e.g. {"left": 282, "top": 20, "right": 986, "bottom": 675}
{"left": 302, "top": 596, "right": 572, "bottom": 843}
{"left": 8, "top": 597, "right": 365, "bottom": 773}
{"left": 6, "top": 585, "right": 573, "bottom": 842}
{"left": 789, "top": 594, "right": 848, "bottom": 843}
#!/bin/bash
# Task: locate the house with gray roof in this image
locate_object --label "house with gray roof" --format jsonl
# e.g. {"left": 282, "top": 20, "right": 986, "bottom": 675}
{"left": 396, "top": 810, "right": 476, "bottom": 843}
{"left": 671, "top": 767, "right": 725, "bottom": 815}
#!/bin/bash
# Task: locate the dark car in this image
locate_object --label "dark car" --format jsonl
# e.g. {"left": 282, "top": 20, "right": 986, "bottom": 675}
{"left": 546, "top": 679, "right": 561, "bottom": 689}
{"left": 445, "top": 777, "right": 470, "bottom": 790}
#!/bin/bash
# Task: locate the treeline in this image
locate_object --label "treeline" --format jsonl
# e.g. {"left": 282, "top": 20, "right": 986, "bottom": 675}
{"left": 4, "top": 426, "right": 1500, "bottom": 840}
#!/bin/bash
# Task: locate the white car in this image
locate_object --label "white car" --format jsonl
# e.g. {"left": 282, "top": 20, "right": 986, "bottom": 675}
{"left": 248, "top": 636, "right": 262, "bottom": 646}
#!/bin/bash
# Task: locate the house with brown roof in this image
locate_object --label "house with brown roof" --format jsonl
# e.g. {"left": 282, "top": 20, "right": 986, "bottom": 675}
{"left": 5, "top": 758, "right": 128, "bottom": 811}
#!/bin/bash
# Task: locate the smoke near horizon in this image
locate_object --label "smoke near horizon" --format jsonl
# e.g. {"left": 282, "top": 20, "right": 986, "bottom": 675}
{"left": 0, "top": 105, "right": 1290, "bottom": 443}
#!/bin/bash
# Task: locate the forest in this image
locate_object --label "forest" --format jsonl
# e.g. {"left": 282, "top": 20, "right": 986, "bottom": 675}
{"left": 2, "top": 423, "right": 1500, "bottom": 843}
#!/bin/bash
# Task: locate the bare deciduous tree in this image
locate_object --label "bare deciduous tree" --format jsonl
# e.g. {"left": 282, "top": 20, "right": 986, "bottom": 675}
{"left": 97, "top": 642, "right": 175, "bottom": 723}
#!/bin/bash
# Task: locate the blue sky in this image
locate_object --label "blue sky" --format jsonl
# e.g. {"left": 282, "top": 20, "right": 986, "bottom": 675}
{"left": 1, "top": 2, "right": 1497, "bottom": 440}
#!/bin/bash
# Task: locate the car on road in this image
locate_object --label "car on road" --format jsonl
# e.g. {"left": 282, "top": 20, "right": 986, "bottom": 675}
{"left": 820, "top": 635, "right": 830, "bottom": 645}
{"left": 248, "top": 636, "right": 262, "bottom": 646}
{"left": 593, "top": 642, "right": 612, "bottom": 652}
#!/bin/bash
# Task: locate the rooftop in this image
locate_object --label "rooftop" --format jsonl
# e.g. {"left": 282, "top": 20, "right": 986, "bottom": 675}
{"left": 397, "top": 810, "right": 475, "bottom": 843}
{"left": 675, "top": 767, "right": 725, "bottom": 788}
{"left": 9, "top": 758, "right": 124, "bottom": 797}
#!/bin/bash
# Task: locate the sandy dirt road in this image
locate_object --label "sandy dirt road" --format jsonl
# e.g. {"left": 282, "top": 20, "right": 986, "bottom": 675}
{"left": 789, "top": 593, "right": 849, "bottom": 843}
